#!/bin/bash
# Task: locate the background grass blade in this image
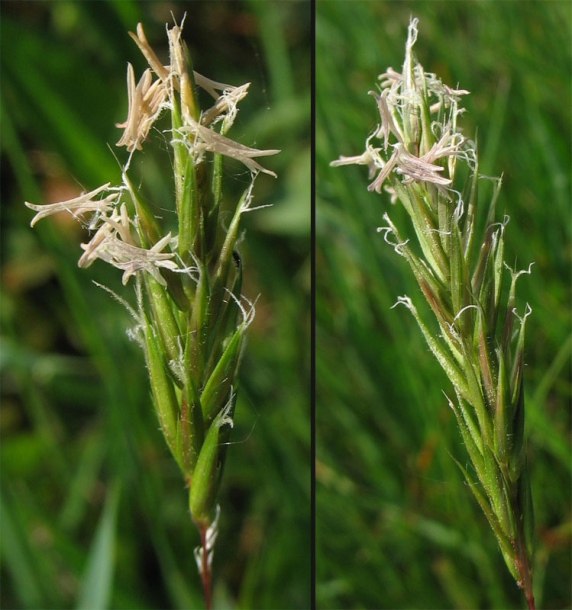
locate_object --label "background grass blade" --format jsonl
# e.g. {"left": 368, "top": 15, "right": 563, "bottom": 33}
{"left": 0, "top": 488, "right": 45, "bottom": 608}
{"left": 76, "top": 481, "right": 121, "bottom": 610}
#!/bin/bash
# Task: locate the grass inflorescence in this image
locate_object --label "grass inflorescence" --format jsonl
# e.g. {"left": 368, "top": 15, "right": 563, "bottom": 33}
{"left": 24, "top": 17, "right": 279, "bottom": 608}
{"left": 332, "top": 18, "right": 536, "bottom": 609}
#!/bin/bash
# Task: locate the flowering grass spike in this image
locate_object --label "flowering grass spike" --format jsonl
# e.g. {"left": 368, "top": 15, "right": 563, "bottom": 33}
{"left": 332, "top": 18, "right": 535, "bottom": 609}
{"left": 25, "top": 19, "right": 279, "bottom": 608}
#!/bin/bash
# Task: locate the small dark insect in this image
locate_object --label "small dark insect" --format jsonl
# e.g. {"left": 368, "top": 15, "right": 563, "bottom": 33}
{"left": 232, "top": 250, "right": 241, "bottom": 269}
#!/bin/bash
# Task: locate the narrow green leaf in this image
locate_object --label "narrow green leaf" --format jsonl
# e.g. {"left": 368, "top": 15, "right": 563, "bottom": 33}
{"left": 0, "top": 488, "right": 44, "bottom": 607}
{"left": 76, "top": 481, "right": 121, "bottom": 610}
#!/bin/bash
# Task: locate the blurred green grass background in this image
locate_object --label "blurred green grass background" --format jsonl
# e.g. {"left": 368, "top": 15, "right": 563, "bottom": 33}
{"left": 1, "top": 1, "right": 310, "bottom": 608}
{"left": 316, "top": 2, "right": 570, "bottom": 609}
